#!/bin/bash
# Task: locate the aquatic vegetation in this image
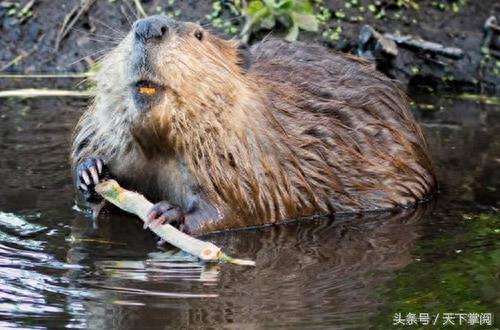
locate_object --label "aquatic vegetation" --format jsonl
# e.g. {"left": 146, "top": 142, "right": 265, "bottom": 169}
{"left": 372, "top": 212, "right": 500, "bottom": 328}
{"left": 5, "top": 1, "right": 34, "bottom": 21}
{"left": 205, "top": 1, "right": 241, "bottom": 35}
{"left": 432, "top": 0, "right": 467, "bottom": 13}
{"left": 237, "top": 0, "right": 319, "bottom": 41}
{"left": 322, "top": 26, "right": 342, "bottom": 42}
{"left": 396, "top": 0, "right": 419, "bottom": 10}
{"left": 446, "top": 93, "right": 500, "bottom": 106}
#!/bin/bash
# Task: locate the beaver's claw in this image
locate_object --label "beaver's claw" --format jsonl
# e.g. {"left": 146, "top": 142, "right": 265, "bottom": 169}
{"left": 76, "top": 158, "right": 109, "bottom": 203}
{"left": 145, "top": 201, "right": 185, "bottom": 231}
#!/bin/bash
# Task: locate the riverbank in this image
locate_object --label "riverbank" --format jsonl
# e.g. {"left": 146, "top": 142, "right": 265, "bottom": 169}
{"left": 0, "top": 0, "right": 498, "bottom": 94}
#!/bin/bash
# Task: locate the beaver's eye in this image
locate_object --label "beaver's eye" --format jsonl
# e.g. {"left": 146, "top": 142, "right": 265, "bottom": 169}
{"left": 194, "top": 30, "right": 203, "bottom": 41}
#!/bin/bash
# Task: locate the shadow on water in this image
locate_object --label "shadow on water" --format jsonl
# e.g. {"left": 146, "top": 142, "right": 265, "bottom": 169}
{"left": 0, "top": 95, "right": 498, "bottom": 329}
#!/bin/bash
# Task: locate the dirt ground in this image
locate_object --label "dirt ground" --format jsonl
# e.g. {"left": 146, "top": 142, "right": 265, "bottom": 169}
{"left": 0, "top": 0, "right": 499, "bottom": 94}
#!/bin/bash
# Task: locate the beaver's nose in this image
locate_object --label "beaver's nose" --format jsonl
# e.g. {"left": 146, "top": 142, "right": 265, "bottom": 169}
{"left": 133, "top": 16, "right": 175, "bottom": 43}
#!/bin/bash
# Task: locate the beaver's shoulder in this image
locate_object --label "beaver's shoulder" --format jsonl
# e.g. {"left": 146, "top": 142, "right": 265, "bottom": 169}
{"left": 248, "top": 39, "right": 409, "bottom": 122}
{"left": 249, "top": 39, "right": 395, "bottom": 96}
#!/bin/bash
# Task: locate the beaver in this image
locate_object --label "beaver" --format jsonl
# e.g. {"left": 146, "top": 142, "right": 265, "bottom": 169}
{"left": 71, "top": 16, "right": 436, "bottom": 235}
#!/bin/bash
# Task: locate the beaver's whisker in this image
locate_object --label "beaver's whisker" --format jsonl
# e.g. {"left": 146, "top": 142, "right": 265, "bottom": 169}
{"left": 123, "top": 0, "right": 140, "bottom": 22}
{"left": 75, "top": 78, "right": 91, "bottom": 88}
{"left": 94, "top": 53, "right": 110, "bottom": 63}
{"left": 67, "top": 48, "right": 115, "bottom": 67}
{"left": 84, "top": 37, "right": 121, "bottom": 45}
{"left": 90, "top": 17, "right": 127, "bottom": 39}
{"left": 69, "top": 26, "right": 118, "bottom": 38}
{"left": 70, "top": 27, "right": 123, "bottom": 43}
{"left": 202, "top": 44, "right": 239, "bottom": 76}
{"left": 261, "top": 30, "right": 274, "bottom": 43}
{"left": 120, "top": 2, "right": 135, "bottom": 28}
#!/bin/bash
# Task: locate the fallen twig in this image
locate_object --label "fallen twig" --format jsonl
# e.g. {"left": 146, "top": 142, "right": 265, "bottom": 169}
{"left": 0, "top": 73, "right": 94, "bottom": 79}
{"left": 56, "top": 0, "right": 97, "bottom": 50}
{"left": 0, "top": 44, "right": 38, "bottom": 72}
{"left": 445, "top": 93, "right": 500, "bottom": 106}
{"left": 95, "top": 180, "right": 255, "bottom": 266}
{"left": 483, "top": 16, "right": 500, "bottom": 58}
{"left": 0, "top": 89, "right": 93, "bottom": 98}
{"left": 384, "top": 31, "right": 464, "bottom": 59}
{"left": 132, "top": 0, "right": 147, "bottom": 18}
{"left": 358, "top": 25, "right": 398, "bottom": 59}
{"left": 484, "top": 16, "right": 500, "bottom": 33}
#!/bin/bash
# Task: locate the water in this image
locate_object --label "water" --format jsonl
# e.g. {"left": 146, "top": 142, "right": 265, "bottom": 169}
{"left": 0, "top": 94, "right": 498, "bottom": 329}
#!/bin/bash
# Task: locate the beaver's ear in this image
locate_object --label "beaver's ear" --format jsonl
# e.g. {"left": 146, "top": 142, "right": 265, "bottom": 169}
{"left": 236, "top": 42, "right": 252, "bottom": 73}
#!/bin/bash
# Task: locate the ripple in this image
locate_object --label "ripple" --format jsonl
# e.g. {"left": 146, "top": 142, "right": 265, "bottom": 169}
{"left": 0, "top": 210, "right": 90, "bottom": 326}
{"left": 0, "top": 212, "right": 46, "bottom": 236}
{"left": 0, "top": 319, "right": 46, "bottom": 330}
{"left": 98, "top": 286, "right": 219, "bottom": 299}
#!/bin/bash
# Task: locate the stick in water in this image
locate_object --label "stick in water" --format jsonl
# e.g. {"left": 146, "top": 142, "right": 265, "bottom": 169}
{"left": 95, "top": 180, "right": 255, "bottom": 266}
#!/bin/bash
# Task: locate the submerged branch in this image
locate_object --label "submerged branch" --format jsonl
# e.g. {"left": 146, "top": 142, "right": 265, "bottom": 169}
{"left": 95, "top": 180, "right": 255, "bottom": 266}
{"left": 384, "top": 32, "right": 464, "bottom": 59}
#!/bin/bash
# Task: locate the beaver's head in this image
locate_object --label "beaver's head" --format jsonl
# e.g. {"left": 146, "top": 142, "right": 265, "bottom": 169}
{"left": 123, "top": 16, "right": 252, "bottom": 116}
{"left": 93, "top": 16, "right": 256, "bottom": 157}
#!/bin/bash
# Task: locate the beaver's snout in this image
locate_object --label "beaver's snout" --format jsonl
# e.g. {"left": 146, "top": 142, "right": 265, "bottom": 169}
{"left": 133, "top": 16, "right": 175, "bottom": 44}
{"left": 130, "top": 16, "right": 174, "bottom": 111}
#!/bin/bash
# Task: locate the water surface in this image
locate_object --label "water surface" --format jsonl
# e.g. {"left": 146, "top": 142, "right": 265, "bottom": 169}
{"left": 0, "top": 94, "right": 498, "bottom": 329}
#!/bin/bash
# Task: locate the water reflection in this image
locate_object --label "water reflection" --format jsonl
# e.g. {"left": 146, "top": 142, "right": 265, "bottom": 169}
{"left": 413, "top": 93, "right": 500, "bottom": 210}
{"left": 62, "top": 205, "right": 432, "bottom": 328}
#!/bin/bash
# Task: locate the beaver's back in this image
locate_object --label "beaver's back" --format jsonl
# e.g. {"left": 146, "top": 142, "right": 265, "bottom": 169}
{"left": 247, "top": 39, "right": 436, "bottom": 211}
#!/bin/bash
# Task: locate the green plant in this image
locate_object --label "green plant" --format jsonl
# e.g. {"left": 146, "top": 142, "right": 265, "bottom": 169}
{"left": 238, "top": 0, "right": 319, "bottom": 42}
{"left": 396, "top": 0, "right": 419, "bottom": 10}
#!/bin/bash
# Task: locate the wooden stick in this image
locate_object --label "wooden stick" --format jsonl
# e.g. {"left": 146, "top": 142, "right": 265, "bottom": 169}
{"left": 132, "top": 0, "right": 147, "bottom": 18}
{"left": 0, "top": 89, "right": 93, "bottom": 98}
{"left": 0, "top": 73, "right": 94, "bottom": 79}
{"left": 56, "top": 0, "right": 97, "bottom": 50}
{"left": 0, "top": 45, "right": 38, "bottom": 72}
{"left": 384, "top": 32, "right": 464, "bottom": 59}
{"left": 95, "top": 180, "right": 255, "bottom": 266}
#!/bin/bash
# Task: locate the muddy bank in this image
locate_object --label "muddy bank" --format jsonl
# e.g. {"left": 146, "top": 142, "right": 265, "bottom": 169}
{"left": 317, "top": 0, "right": 500, "bottom": 95}
{"left": 0, "top": 0, "right": 499, "bottom": 94}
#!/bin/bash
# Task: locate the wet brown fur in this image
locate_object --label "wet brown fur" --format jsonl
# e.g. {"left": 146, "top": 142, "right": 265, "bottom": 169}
{"left": 71, "top": 21, "right": 436, "bottom": 235}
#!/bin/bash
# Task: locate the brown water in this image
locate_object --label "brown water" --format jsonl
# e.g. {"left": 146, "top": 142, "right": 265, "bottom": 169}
{"left": 0, "top": 94, "right": 498, "bottom": 329}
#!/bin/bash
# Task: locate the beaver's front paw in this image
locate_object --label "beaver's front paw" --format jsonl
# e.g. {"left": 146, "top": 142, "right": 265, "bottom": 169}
{"left": 145, "top": 201, "right": 186, "bottom": 232}
{"left": 76, "top": 158, "right": 109, "bottom": 203}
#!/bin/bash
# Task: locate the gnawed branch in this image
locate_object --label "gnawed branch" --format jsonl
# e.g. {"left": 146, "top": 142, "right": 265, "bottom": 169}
{"left": 95, "top": 180, "right": 255, "bottom": 266}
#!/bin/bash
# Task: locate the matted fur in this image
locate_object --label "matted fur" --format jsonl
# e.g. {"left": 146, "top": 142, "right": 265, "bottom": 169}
{"left": 71, "top": 21, "right": 436, "bottom": 234}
